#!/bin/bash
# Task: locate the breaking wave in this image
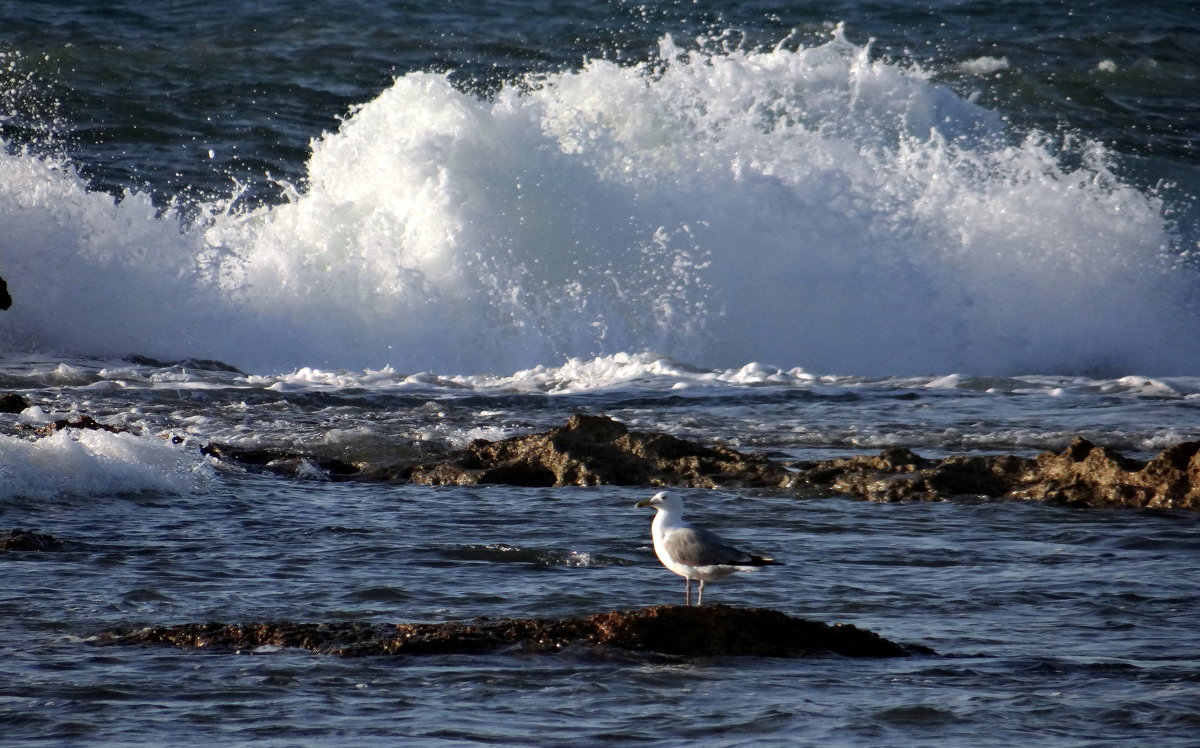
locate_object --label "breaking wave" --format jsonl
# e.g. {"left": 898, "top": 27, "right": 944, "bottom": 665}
{"left": 0, "top": 29, "right": 1195, "bottom": 376}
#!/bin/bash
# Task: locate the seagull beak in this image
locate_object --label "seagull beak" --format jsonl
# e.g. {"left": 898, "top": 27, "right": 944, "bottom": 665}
{"left": 634, "top": 499, "right": 654, "bottom": 509}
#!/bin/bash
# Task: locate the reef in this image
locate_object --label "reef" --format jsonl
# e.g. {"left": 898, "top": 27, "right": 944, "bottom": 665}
{"left": 799, "top": 438, "right": 1200, "bottom": 511}
{"left": 201, "top": 413, "right": 789, "bottom": 487}
{"left": 97, "top": 604, "right": 930, "bottom": 659}
{"left": 29, "top": 408, "right": 1199, "bottom": 511}
{"left": 398, "top": 413, "right": 790, "bottom": 488}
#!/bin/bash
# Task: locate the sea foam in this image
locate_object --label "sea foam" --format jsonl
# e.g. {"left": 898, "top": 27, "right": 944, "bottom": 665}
{"left": 0, "top": 30, "right": 1195, "bottom": 376}
{"left": 0, "top": 425, "right": 213, "bottom": 499}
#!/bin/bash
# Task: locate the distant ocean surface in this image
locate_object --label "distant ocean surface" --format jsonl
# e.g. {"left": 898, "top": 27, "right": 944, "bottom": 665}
{"left": 2, "top": 2, "right": 1199, "bottom": 746}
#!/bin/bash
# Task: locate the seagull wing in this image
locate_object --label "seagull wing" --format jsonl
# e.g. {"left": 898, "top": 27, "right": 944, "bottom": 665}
{"left": 662, "top": 525, "right": 756, "bottom": 567}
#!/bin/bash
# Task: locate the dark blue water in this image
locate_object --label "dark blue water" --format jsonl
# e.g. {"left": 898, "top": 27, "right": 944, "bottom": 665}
{"left": 2, "top": 1, "right": 1200, "bottom": 744}
{"left": 4, "top": 474, "right": 1199, "bottom": 746}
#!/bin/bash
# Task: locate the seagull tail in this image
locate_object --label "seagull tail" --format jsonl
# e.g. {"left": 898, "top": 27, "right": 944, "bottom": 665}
{"left": 745, "top": 554, "right": 781, "bottom": 567}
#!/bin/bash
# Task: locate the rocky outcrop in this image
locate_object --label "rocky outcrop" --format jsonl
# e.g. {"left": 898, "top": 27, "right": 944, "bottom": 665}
{"left": 97, "top": 604, "right": 930, "bottom": 658}
{"left": 1, "top": 529, "right": 65, "bottom": 551}
{"left": 800, "top": 438, "right": 1200, "bottom": 510}
{"left": 0, "top": 393, "right": 30, "bottom": 414}
{"left": 1016, "top": 439, "right": 1200, "bottom": 509}
{"left": 11, "top": 404, "right": 1200, "bottom": 509}
{"left": 200, "top": 413, "right": 789, "bottom": 487}
{"left": 193, "top": 412, "right": 1200, "bottom": 510}
{"left": 400, "top": 413, "right": 790, "bottom": 488}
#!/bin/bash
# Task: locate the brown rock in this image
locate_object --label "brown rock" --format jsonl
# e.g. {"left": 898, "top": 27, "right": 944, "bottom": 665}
{"left": 199, "top": 413, "right": 790, "bottom": 487}
{"left": 97, "top": 605, "right": 931, "bottom": 658}
{"left": 404, "top": 413, "right": 790, "bottom": 488}
{"left": 191, "top": 412, "right": 1200, "bottom": 510}
{"left": 1013, "top": 438, "right": 1200, "bottom": 509}
{"left": 799, "top": 438, "right": 1200, "bottom": 511}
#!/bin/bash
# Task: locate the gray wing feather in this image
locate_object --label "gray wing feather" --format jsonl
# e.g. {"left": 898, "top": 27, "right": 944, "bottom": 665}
{"left": 663, "top": 526, "right": 752, "bottom": 566}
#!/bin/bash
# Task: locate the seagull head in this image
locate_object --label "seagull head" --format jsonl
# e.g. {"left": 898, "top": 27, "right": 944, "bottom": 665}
{"left": 635, "top": 490, "right": 683, "bottom": 512}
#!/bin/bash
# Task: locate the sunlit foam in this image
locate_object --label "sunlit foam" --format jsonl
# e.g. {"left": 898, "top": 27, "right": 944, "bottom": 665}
{"left": 0, "top": 427, "right": 213, "bottom": 499}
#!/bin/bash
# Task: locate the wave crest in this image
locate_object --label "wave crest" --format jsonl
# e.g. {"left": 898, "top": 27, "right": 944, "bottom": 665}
{"left": 0, "top": 30, "right": 1194, "bottom": 375}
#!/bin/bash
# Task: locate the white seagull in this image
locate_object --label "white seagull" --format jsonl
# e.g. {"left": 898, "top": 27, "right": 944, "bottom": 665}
{"left": 635, "top": 490, "right": 780, "bottom": 606}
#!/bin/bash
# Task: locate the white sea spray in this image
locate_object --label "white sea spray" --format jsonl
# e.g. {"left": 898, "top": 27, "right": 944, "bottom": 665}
{"left": 0, "top": 31, "right": 1194, "bottom": 376}
{"left": 0, "top": 427, "right": 213, "bottom": 499}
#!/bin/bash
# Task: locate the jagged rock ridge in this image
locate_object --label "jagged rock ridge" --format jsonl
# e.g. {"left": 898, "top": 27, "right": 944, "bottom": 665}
{"left": 27, "top": 411, "right": 1200, "bottom": 511}
{"left": 400, "top": 413, "right": 790, "bottom": 488}
{"left": 800, "top": 438, "right": 1200, "bottom": 510}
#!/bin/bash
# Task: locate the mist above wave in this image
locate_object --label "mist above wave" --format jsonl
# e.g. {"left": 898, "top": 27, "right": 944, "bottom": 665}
{"left": 0, "top": 29, "right": 1195, "bottom": 376}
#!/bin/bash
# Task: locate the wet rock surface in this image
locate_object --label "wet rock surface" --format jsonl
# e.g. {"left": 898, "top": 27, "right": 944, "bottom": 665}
{"left": 27, "top": 407, "right": 1198, "bottom": 511}
{"left": 199, "top": 442, "right": 361, "bottom": 480}
{"left": 200, "top": 413, "right": 789, "bottom": 487}
{"left": 97, "top": 605, "right": 930, "bottom": 658}
{"left": 34, "top": 414, "right": 128, "bottom": 436}
{"left": 800, "top": 438, "right": 1200, "bottom": 510}
{"left": 126, "top": 355, "right": 247, "bottom": 374}
{"left": 1, "top": 529, "right": 65, "bottom": 552}
{"left": 400, "top": 413, "right": 791, "bottom": 488}
{"left": 0, "top": 392, "right": 29, "bottom": 413}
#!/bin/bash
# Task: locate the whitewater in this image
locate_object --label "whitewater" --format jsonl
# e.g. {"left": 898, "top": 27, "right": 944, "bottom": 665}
{"left": 2, "top": 30, "right": 1195, "bottom": 377}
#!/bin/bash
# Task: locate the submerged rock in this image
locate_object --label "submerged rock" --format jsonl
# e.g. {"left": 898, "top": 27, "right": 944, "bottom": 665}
{"left": 401, "top": 413, "right": 790, "bottom": 488}
{"left": 1, "top": 529, "right": 65, "bottom": 552}
{"left": 200, "top": 443, "right": 361, "bottom": 481}
{"left": 97, "top": 604, "right": 930, "bottom": 658}
{"left": 127, "top": 355, "right": 246, "bottom": 375}
{"left": 800, "top": 438, "right": 1200, "bottom": 511}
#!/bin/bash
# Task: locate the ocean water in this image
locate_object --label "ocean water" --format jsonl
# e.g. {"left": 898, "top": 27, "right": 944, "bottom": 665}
{"left": 1, "top": 1, "right": 1199, "bottom": 745}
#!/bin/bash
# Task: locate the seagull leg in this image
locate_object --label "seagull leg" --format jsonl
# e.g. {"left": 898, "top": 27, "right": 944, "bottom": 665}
{"left": 698, "top": 579, "right": 705, "bottom": 606}
{"left": 685, "top": 577, "right": 692, "bottom": 606}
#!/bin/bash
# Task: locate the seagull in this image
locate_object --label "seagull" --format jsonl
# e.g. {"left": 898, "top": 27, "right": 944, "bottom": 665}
{"left": 635, "top": 490, "right": 780, "bottom": 606}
